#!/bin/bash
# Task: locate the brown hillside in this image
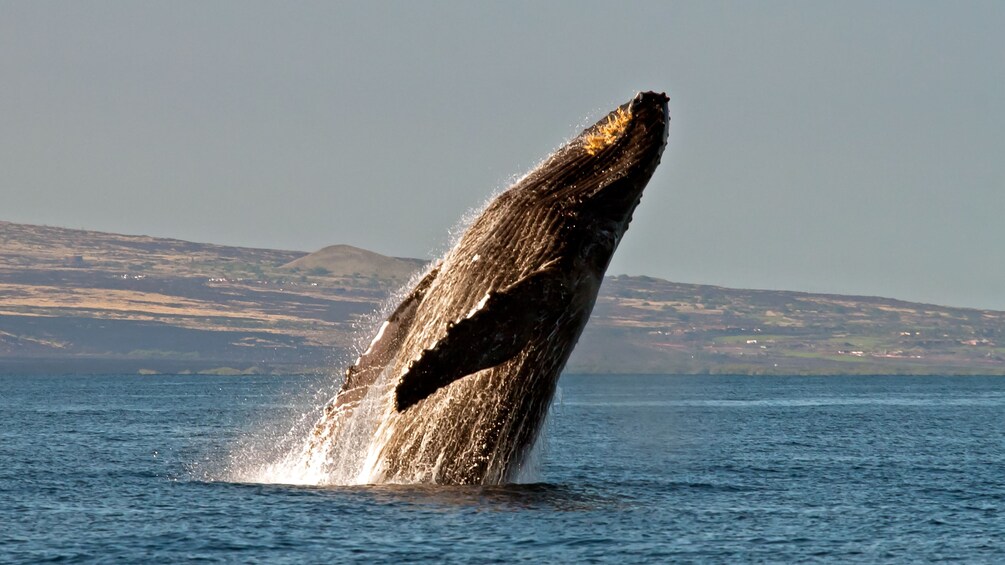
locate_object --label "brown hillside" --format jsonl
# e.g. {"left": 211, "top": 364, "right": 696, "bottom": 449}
{"left": 1, "top": 220, "right": 1003, "bottom": 375}
{"left": 282, "top": 244, "right": 426, "bottom": 281}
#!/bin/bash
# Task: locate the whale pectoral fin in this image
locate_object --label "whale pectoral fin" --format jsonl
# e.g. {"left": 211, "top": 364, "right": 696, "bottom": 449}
{"left": 394, "top": 266, "right": 566, "bottom": 411}
{"left": 334, "top": 265, "right": 439, "bottom": 409}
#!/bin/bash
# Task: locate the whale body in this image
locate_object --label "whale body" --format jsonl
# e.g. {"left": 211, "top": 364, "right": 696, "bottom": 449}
{"left": 307, "top": 91, "right": 670, "bottom": 485}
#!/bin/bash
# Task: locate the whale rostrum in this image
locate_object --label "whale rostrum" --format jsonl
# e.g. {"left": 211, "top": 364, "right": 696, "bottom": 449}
{"left": 306, "top": 91, "right": 670, "bottom": 485}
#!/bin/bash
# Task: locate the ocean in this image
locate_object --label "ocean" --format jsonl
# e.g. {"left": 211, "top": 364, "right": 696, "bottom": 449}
{"left": 1, "top": 373, "right": 1002, "bottom": 563}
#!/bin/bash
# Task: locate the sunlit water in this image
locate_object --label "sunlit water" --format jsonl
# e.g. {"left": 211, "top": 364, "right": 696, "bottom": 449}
{"left": 2, "top": 374, "right": 1003, "bottom": 562}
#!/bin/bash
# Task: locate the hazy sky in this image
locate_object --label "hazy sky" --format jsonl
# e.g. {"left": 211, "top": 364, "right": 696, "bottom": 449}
{"left": 3, "top": 1, "right": 1003, "bottom": 310}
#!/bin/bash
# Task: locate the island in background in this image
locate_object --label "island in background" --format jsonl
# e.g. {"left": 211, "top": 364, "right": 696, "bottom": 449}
{"left": 1, "top": 220, "right": 1002, "bottom": 376}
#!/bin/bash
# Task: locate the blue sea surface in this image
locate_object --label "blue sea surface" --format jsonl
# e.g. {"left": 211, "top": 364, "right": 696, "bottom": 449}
{"left": 1, "top": 374, "right": 1003, "bottom": 563}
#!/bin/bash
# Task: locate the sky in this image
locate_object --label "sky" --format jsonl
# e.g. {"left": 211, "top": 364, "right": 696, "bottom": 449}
{"left": 2, "top": 1, "right": 1003, "bottom": 310}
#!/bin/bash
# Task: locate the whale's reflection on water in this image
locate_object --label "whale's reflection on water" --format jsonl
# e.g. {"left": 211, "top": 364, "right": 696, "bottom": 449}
{"left": 352, "top": 482, "right": 614, "bottom": 512}
{"left": 209, "top": 480, "right": 615, "bottom": 512}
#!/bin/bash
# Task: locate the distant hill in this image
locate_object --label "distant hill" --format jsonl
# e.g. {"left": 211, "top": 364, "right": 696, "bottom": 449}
{"left": 1, "top": 220, "right": 1003, "bottom": 375}
{"left": 573, "top": 276, "right": 1004, "bottom": 375}
{"left": 282, "top": 244, "right": 426, "bottom": 281}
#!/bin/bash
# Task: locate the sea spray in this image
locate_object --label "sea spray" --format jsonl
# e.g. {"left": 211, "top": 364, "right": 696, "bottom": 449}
{"left": 225, "top": 199, "right": 496, "bottom": 486}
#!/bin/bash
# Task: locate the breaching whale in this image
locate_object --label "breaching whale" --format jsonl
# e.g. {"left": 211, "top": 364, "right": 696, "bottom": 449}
{"left": 307, "top": 91, "right": 670, "bottom": 485}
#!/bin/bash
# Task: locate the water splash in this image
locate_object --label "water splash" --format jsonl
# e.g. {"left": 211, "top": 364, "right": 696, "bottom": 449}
{"left": 223, "top": 198, "right": 497, "bottom": 486}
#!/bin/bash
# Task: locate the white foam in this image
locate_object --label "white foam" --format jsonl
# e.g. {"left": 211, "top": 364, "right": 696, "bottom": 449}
{"left": 363, "top": 321, "right": 390, "bottom": 356}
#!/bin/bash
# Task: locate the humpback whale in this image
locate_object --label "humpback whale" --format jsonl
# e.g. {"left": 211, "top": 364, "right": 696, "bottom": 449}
{"left": 307, "top": 91, "right": 670, "bottom": 485}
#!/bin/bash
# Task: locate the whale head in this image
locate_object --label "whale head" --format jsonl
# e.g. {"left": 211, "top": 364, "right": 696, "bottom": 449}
{"left": 498, "top": 91, "right": 670, "bottom": 277}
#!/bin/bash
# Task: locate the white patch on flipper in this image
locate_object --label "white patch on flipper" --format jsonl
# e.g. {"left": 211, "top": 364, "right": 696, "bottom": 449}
{"left": 363, "top": 321, "right": 390, "bottom": 356}
{"left": 470, "top": 254, "right": 480, "bottom": 262}
{"left": 465, "top": 292, "right": 491, "bottom": 319}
